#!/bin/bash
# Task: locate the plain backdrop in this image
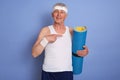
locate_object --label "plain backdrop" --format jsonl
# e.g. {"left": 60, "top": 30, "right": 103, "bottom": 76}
{"left": 0, "top": 0, "right": 120, "bottom": 80}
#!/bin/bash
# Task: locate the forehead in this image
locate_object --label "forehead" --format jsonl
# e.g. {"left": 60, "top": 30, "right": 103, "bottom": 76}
{"left": 53, "top": 9, "right": 66, "bottom": 13}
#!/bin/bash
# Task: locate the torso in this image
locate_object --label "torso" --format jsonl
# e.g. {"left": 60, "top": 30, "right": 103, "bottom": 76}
{"left": 42, "top": 25, "right": 73, "bottom": 72}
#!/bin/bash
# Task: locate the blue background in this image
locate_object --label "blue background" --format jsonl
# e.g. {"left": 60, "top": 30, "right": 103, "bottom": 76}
{"left": 0, "top": 0, "right": 120, "bottom": 80}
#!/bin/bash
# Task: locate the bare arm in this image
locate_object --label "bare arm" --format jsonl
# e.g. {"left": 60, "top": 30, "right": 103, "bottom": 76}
{"left": 32, "top": 27, "right": 62, "bottom": 58}
{"left": 32, "top": 27, "right": 49, "bottom": 58}
{"left": 69, "top": 27, "right": 89, "bottom": 57}
{"left": 77, "top": 46, "right": 89, "bottom": 57}
{"left": 69, "top": 27, "right": 73, "bottom": 36}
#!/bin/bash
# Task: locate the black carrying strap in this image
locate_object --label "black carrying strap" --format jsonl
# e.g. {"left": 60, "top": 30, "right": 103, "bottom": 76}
{"left": 72, "top": 52, "right": 83, "bottom": 57}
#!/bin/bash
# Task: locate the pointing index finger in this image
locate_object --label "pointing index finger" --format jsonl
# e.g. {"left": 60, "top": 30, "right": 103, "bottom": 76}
{"left": 55, "top": 34, "right": 63, "bottom": 37}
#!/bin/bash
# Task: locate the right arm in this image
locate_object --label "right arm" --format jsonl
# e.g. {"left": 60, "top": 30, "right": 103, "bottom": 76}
{"left": 32, "top": 27, "right": 49, "bottom": 58}
{"left": 32, "top": 27, "right": 62, "bottom": 58}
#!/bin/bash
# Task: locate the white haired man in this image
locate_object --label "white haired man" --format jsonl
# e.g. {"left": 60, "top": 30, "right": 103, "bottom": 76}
{"left": 32, "top": 3, "right": 89, "bottom": 80}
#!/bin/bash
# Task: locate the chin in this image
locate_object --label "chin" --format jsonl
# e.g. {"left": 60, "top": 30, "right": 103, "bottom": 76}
{"left": 55, "top": 21, "right": 63, "bottom": 24}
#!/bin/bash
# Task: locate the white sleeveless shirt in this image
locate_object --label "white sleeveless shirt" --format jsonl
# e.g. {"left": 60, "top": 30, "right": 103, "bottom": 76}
{"left": 42, "top": 25, "right": 73, "bottom": 72}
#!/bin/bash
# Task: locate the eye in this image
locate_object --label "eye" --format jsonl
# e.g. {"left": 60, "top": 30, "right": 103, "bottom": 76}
{"left": 61, "top": 11, "right": 65, "bottom": 14}
{"left": 54, "top": 10, "right": 59, "bottom": 13}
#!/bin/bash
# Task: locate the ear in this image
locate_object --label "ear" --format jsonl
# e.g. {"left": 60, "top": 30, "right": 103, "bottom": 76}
{"left": 66, "top": 13, "right": 68, "bottom": 17}
{"left": 65, "top": 13, "right": 67, "bottom": 18}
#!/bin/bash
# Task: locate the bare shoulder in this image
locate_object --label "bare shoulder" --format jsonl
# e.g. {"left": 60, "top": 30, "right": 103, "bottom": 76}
{"left": 69, "top": 27, "right": 73, "bottom": 35}
{"left": 41, "top": 26, "right": 49, "bottom": 33}
{"left": 69, "top": 27, "right": 73, "bottom": 32}
{"left": 38, "top": 26, "right": 50, "bottom": 38}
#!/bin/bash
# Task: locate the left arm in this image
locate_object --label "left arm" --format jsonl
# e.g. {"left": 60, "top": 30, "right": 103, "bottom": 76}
{"left": 77, "top": 46, "right": 89, "bottom": 57}
{"left": 69, "top": 27, "right": 89, "bottom": 57}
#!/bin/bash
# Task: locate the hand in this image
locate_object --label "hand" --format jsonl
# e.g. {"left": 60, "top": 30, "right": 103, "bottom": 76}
{"left": 77, "top": 46, "right": 89, "bottom": 57}
{"left": 45, "top": 34, "right": 62, "bottom": 43}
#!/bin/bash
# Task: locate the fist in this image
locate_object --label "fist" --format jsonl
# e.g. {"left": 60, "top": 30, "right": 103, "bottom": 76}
{"left": 77, "top": 46, "right": 89, "bottom": 57}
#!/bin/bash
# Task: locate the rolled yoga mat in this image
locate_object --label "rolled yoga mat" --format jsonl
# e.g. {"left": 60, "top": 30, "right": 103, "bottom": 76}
{"left": 72, "top": 26, "right": 87, "bottom": 74}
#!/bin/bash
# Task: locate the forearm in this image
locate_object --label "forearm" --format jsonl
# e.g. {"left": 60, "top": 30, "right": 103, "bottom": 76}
{"left": 32, "top": 37, "right": 49, "bottom": 58}
{"left": 32, "top": 27, "right": 50, "bottom": 58}
{"left": 32, "top": 44, "right": 44, "bottom": 58}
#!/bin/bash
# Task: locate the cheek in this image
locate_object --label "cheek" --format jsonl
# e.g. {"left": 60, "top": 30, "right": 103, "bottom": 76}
{"left": 52, "top": 13, "right": 56, "bottom": 17}
{"left": 62, "top": 15, "right": 66, "bottom": 19}
{"left": 61, "top": 14, "right": 67, "bottom": 18}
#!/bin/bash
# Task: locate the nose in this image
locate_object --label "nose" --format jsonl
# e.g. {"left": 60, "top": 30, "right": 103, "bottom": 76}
{"left": 57, "top": 11, "right": 61, "bottom": 16}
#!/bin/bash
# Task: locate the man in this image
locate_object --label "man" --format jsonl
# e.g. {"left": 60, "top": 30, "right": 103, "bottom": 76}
{"left": 32, "top": 3, "right": 88, "bottom": 80}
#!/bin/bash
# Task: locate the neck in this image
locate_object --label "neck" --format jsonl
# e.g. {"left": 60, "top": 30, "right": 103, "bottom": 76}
{"left": 53, "top": 22, "right": 65, "bottom": 29}
{"left": 53, "top": 22, "right": 66, "bottom": 34}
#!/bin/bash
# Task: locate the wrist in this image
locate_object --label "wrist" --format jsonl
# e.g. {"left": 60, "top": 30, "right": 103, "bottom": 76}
{"left": 40, "top": 37, "right": 48, "bottom": 47}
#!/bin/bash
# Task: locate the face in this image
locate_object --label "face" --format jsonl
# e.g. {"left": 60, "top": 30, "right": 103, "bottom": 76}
{"left": 52, "top": 9, "right": 67, "bottom": 24}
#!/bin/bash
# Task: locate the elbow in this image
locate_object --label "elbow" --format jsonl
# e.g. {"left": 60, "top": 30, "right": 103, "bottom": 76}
{"left": 32, "top": 52, "right": 37, "bottom": 58}
{"left": 32, "top": 49, "right": 38, "bottom": 58}
{"left": 32, "top": 50, "right": 41, "bottom": 58}
{"left": 32, "top": 47, "right": 42, "bottom": 58}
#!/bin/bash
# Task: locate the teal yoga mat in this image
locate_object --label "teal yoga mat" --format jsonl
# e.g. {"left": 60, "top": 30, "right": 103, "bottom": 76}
{"left": 72, "top": 26, "right": 87, "bottom": 74}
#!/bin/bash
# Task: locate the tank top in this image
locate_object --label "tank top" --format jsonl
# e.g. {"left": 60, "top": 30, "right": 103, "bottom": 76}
{"left": 42, "top": 25, "right": 73, "bottom": 72}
